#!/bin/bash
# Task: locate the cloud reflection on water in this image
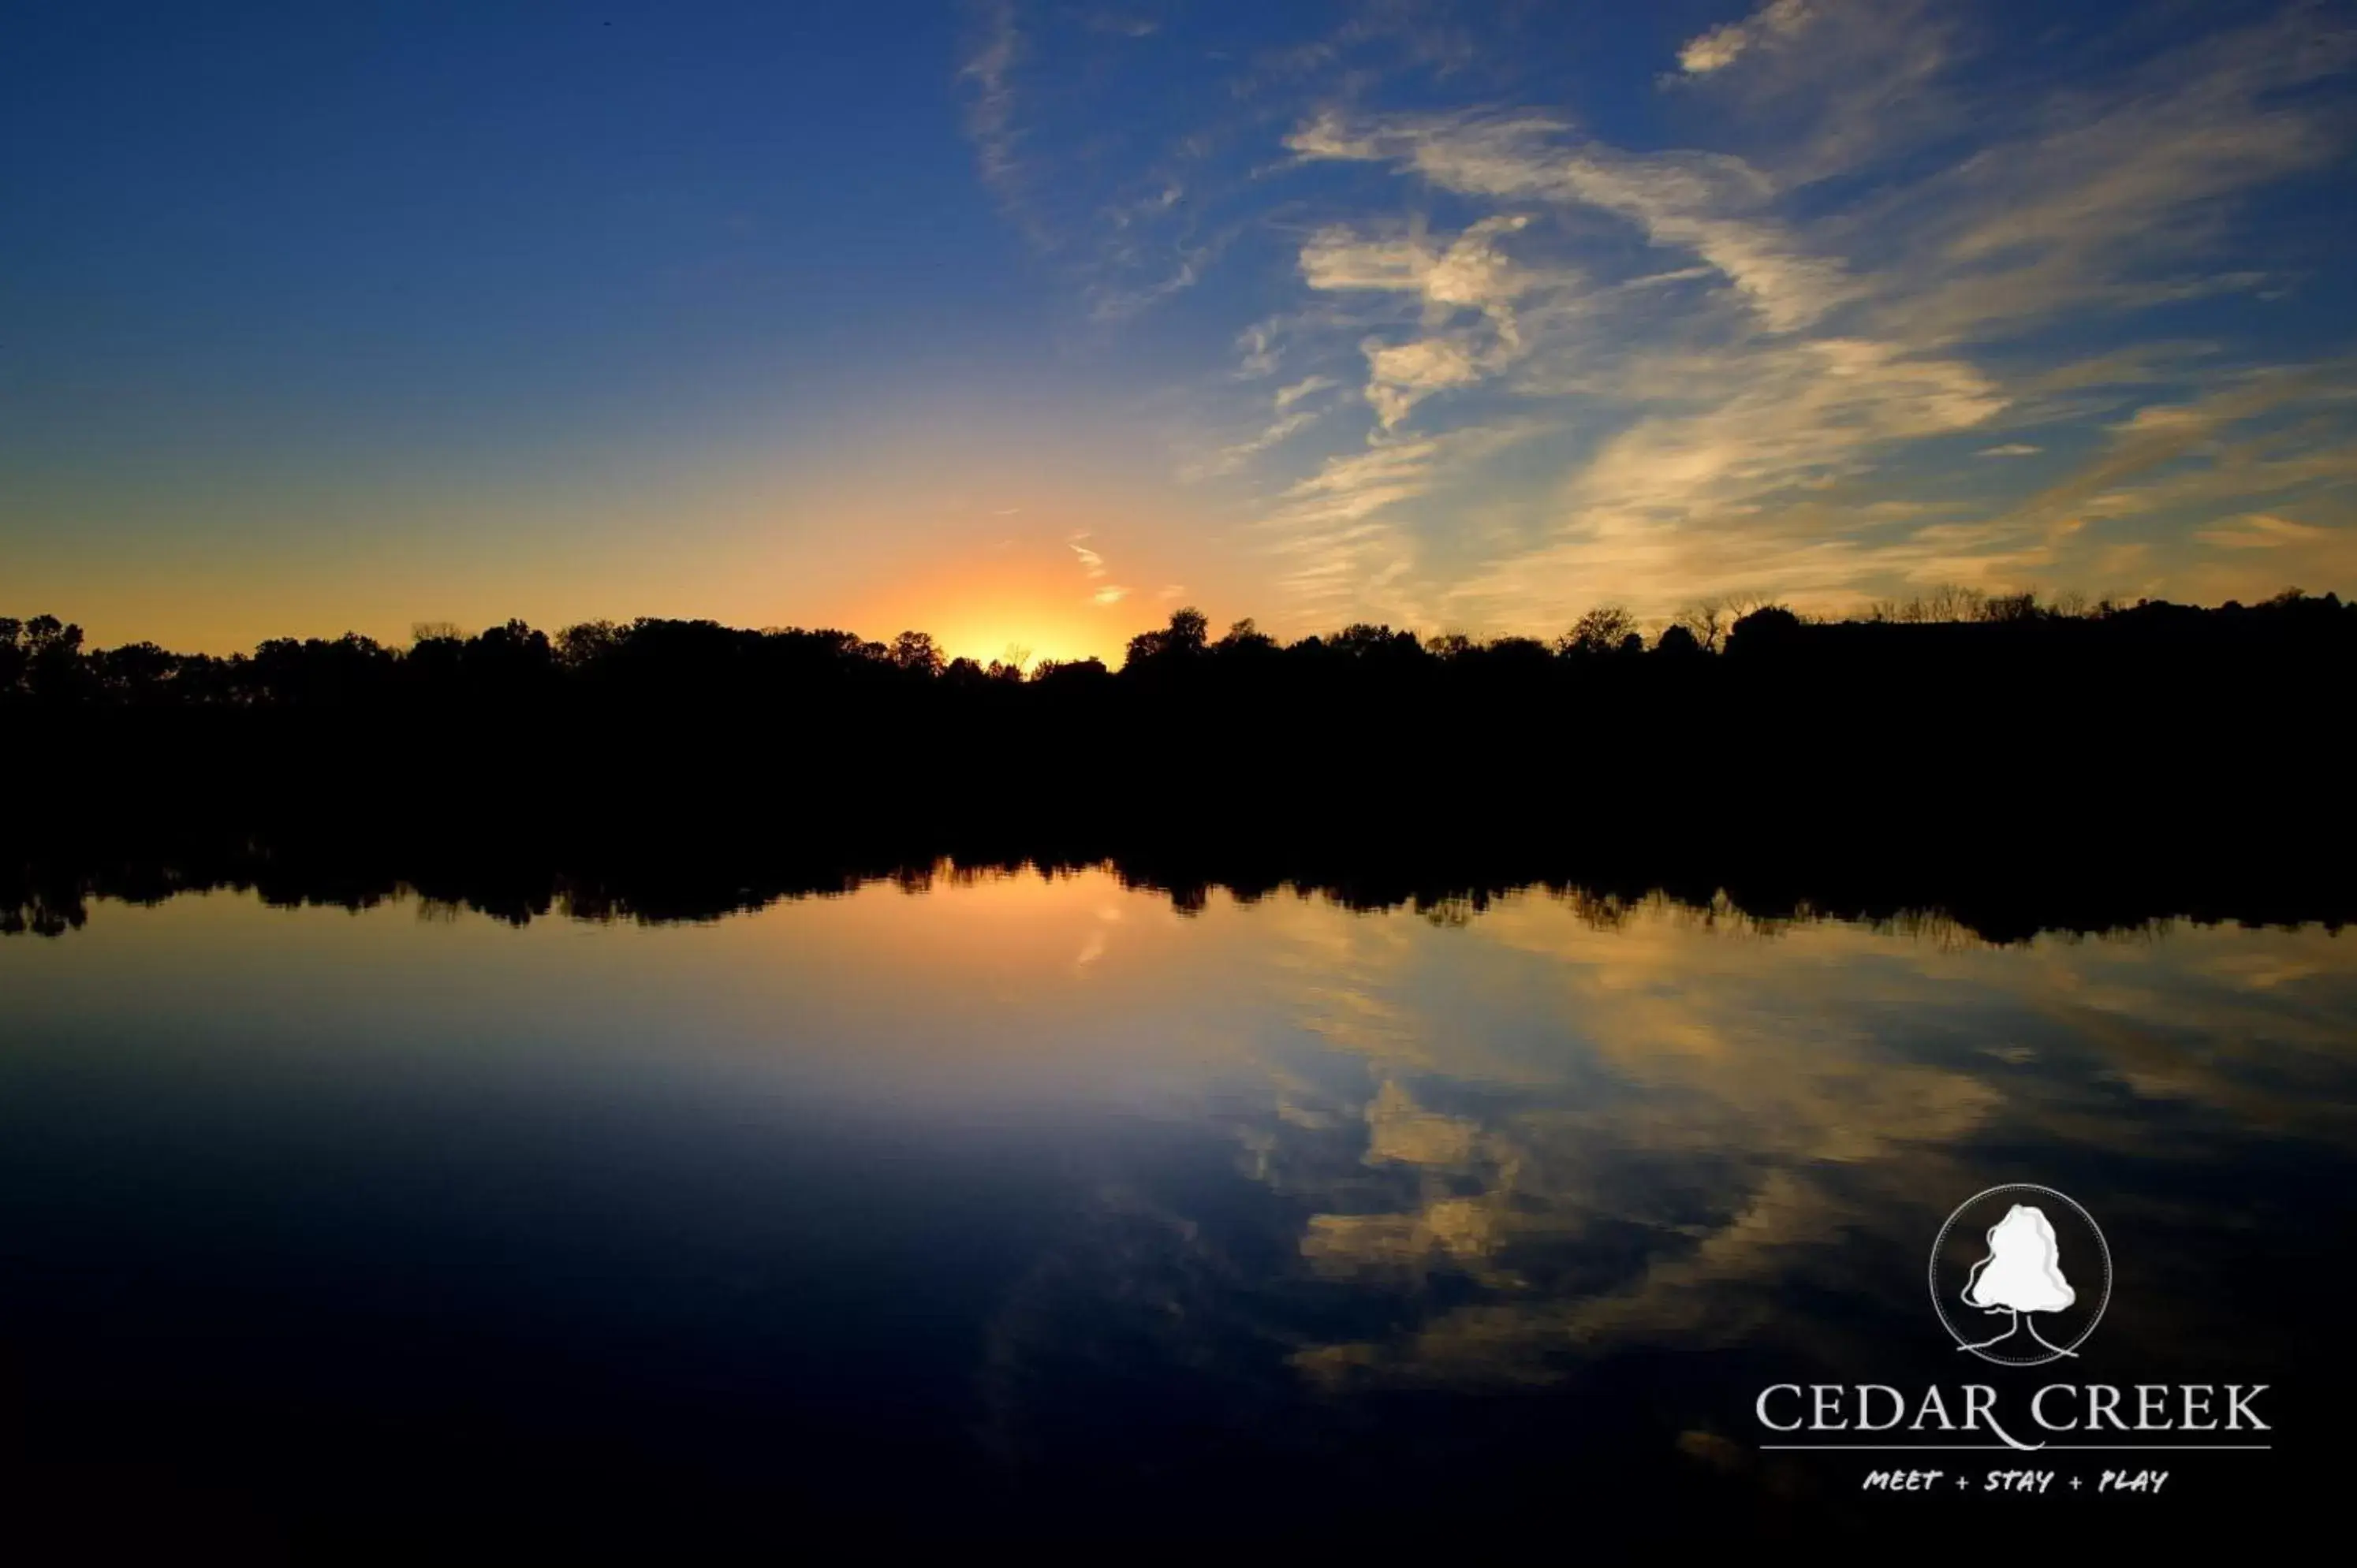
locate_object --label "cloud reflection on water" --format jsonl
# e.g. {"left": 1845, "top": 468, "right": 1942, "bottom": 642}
{"left": 1213, "top": 889, "right": 2357, "bottom": 1389}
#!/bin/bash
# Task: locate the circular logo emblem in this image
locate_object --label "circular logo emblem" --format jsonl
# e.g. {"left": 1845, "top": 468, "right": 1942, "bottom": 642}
{"left": 1930, "top": 1183, "right": 2110, "bottom": 1367}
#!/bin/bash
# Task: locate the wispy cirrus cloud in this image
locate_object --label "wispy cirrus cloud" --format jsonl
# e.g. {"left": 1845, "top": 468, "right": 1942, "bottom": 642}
{"left": 1069, "top": 531, "right": 1129, "bottom": 605}
{"left": 2198, "top": 512, "right": 2331, "bottom": 550}
{"left": 967, "top": 2, "right": 2357, "bottom": 631}
{"left": 1674, "top": 0, "right": 1815, "bottom": 78}
{"left": 958, "top": 2, "right": 1036, "bottom": 243}
{"left": 1291, "top": 116, "right": 1853, "bottom": 333}
{"left": 955, "top": 0, "right": 1252, "bottom": 320}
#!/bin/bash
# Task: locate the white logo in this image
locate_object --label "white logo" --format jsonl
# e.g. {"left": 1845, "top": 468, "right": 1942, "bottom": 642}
{"left": 1930, "top": 1184, "right": 2111, "bottom": 1368}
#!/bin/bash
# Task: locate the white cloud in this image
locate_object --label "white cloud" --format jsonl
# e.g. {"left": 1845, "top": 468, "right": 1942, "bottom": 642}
{"left": 1258, "top": 440, "right": 1444, "bottom": 621}
{"left": 987, "top": 2, "right": 2357, "bottom": 629}
{"left": 1295, "top": 214, "right": 1549, "bottom": 429}
{"left": 1300, "top": 215, "right": 1533, "bottom": 322}
{"left": 1256, "top": 423, "right": 1550, "bottom": 624}
{"left": 1233, "top": 322, "right": 1282, "bottom": 379}
{"left": 1676, "top": 0, "right": 1815, "bottom": 77}
{"left": 1284, "top": 110, "right": 1383, "bottom": 162}
{"left": 1292, "top": 118, "right": 1850, "bottom": 332}
{"left": 1274, "top": 374, "right": 1337, "bottom": 411}
{"left": 956, "top": 0, "right": 1230, "bottom": 315}
{"left": 1677, "top": 28, "right": 1750, "bottom": 78}
{"left": 1189, "top": 409, "right": 1322, "bottom": 479}
{"left": 2196, "top": 512, "right": 2330, "bottom": 549}
{"left": 1261, "top": 8, "right": 2353, "bottom": 626}
{"left": 1067, "top": 531, "right": 1137, "bottom": 607}
{"left": 1445, "top": 337, "right": 2009, "bottom": 620}
{"left": 1275, "top": 440, "right": 1443, "bottom": 525}
{"left": 958, "top": 4, "right": 1030, "bottom": 233}
{"left": 1364, "top": 337, "right": 1485, "bottom": 430}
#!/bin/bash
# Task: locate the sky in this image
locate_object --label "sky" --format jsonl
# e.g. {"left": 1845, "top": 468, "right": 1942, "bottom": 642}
{"left": 4, "top": 0, "right": 2354, "bottom": 662}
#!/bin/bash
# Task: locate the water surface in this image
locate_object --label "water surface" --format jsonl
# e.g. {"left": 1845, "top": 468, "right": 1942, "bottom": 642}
{"left": 3, "top": 871, "right": 2351, "bottom": 1553}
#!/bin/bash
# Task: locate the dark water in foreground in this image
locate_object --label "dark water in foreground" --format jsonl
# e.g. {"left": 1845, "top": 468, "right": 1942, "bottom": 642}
{"left": 2, "top": 872, "right": 2351, "bottom": 1555}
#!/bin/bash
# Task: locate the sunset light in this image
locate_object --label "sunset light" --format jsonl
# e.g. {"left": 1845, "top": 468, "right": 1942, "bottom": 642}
{"left": 4, "top": 2, "right": 2351, "bottom": 1556}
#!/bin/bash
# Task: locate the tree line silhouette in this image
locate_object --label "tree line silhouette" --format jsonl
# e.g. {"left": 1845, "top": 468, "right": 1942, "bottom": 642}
{"left": 6, "top": 832, "right": 2348, "bottom": 946}
{"left": 5, "top": 588, "right": 2351, "bottom": 933}
{"left": 6, "top": 585, "right": 2347, "bottom": 709}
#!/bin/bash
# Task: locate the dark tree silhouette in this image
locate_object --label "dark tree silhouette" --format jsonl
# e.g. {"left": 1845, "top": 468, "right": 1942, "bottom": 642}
{"left": 889, "top": 631, "right": 945, "bottom": 676}
{"left": 1, "top": 588, "right": 2348, "bottom": 944}
{"left": 1125, "top": 605, "right": 1210, "bottom": 665}
{"left": 1559, "top": 605, "right": 1639, "bottom": 657}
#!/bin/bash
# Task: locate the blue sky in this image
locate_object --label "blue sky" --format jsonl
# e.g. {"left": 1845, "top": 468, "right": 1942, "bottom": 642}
{"left": 4, "top": 1, "right": 2353, "bottom": 657}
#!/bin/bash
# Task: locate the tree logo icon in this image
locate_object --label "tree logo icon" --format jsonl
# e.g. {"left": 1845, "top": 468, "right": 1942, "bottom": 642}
{"left": 1930, "top": 1184, "right": 2111, "bottom": 1367}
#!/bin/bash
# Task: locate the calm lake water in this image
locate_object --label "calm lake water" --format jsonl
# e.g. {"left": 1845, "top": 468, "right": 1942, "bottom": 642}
{"left": 3, "top": 870, "right": 2351, "bottom": 1554}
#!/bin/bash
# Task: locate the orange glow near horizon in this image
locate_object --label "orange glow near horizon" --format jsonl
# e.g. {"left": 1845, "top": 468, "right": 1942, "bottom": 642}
{"left": 830, "top": 549, "right": 1126, "bottom": 669}
{"left": 824, "top": 495, "right": 1216, "bottom": 669}
{"left": 7, "top": 412, "right": 1244, "bottom": 661}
